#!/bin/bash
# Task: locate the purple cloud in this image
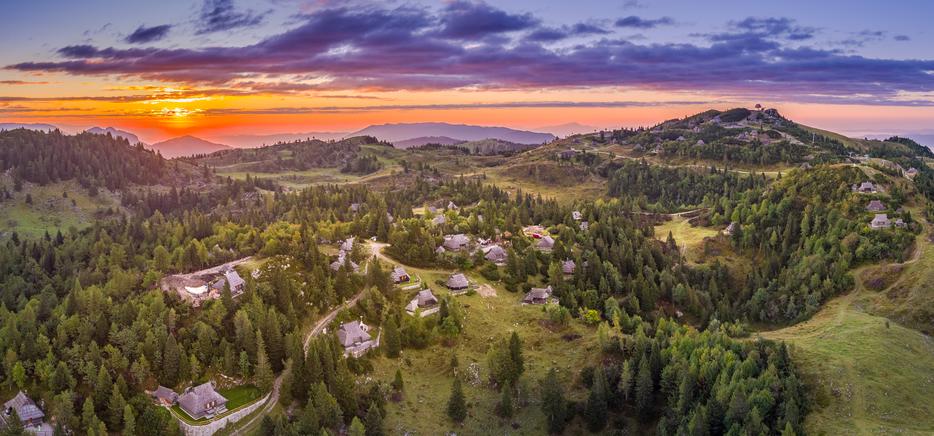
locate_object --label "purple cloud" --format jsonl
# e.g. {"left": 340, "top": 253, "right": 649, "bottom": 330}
{"left": 439, "top": 1, "right": 539, "bottom": 39}
{"left": 614, "top": 16, "right": 674, "bottom": 29}
{"left": 6, "top": 7, "right": 934, "bottom": 105}
{"left": 527, "top": 22, "right": 608, "bottom": 42}
{"left": 125, "top": 24, "right": 172, "bottom": 44}
{"left": 197, "top": 0, "right": 268, "bottom": 34}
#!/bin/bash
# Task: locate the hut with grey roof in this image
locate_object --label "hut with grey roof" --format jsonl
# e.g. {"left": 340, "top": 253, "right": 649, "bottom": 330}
{"left": 178, "top": 382, "right": 228, "bottom": 420}
{"left": 2, "top": 392, "right": 45, "bottom": 428}
{"left": 523, "top": 286, "right": 554, "bottom": 305}
{"left": 446, "top": 273, "right": 469, "bottom": 292}
{"left": 337, "top": 320, "right": 375, "bottom": 357}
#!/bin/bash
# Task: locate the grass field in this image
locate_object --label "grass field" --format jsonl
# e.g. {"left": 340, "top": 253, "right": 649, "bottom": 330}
{"left": 366, "top": 248, "right": 602, "bottom": 435}
{"left": 653, "top": 216, "right": 719, "bottom": 262}
{"left": 0, "top": 177, "right": 117, "bottom": 238}
{"left": 860, "top": 230, "right": 934, "bottom": 335}
{"left": 760, "top": 264, "right": 934, "bottom": 435}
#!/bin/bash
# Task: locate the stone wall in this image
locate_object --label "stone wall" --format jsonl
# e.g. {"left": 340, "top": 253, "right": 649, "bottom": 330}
{"left": 176, "top": 392, "right": 271, "bottom": 436}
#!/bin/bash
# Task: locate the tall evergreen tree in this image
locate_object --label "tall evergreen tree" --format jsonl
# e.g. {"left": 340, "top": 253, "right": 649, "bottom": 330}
{"left": 585, "top": 366, "right": 609, "bottom": 432}
{"left": 446, "top": 378, "right": 467, "bottom": 423}
{"left": 541, "top": 368, "right": 567, "bottom": 434}
{"left": 254, "top": 331, "right": 274, "bottom": 392}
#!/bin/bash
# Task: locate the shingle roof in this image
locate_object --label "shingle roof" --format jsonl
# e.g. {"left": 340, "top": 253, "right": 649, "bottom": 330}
{"left": 415, "top": 290, "right": 438, "bottom": 307}
{"left": 562, "top": 259, "right": 576, "bottom": 274}
{"left": 225, "top": 269, "right": 245, "bottom": 290}
{"left": 178, "top": 383, "right": 227, "bottom": 417}
{"left": 3, "top": 392, "right": 44, "bottom": 422}
{"left": 523, "top": 286, "right": 553, "bottom": 303}
{"left": 432, "top": 215, "right": 446, "bottom": 225}
{"left": 484, "top": 245, "right": 507, "bottom": 263}
{"left": 391, "top": 266, "right": 408, "bottom": 282}
{"left": 443, "top": 234, "right": 470, "bottom": 250}
{"left": 866, "top": 200, "right": 886, "bottom": 211}
{"left": 446, "top": 273, "right": 469, "bottom": 289}
{"left": 152, "top": 386, "right": 178, "bottom": 403}
{"left": 337, "top": 321, "right": 371, "bottom": 347}
{"left": 537, "top": 236, "right": 555, "bottom": 249}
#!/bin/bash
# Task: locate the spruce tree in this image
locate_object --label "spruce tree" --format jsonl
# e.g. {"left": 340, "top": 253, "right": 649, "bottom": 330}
{"left": 635, "top": 357, "right": 654, "bottom": 420}
{"left": 107, "top": 384, "right": 126, "bottom": 431}
{"left": 122, "top": 405, "right": 136, "bottom": 436}
{"left": 364, "top": 401, "right": 384, "bottom": 436}
{"left": 383, "top": 316, "right": 401, "bottom": 358}
{"left": 391, "top": 369, "right": 404, "bottom": 392}
{"left": 541, "top": 368, "right": 567, "bottom": 434}
{"left": 585, "top": 366, "right": 608, "bottom": 432}
{"left": 254, "top": 331, "right": 274, "bottom": 392}
{"left": 162, "top": 335, "right": 180, "bottom": 386}
{"left": 446, "top": 378, "right": 467, "bottom": 423}
{"left": 348, "top": 417, "right": 366, "bottom": 436}
{"left": 496, "top": 384, "right": 514, "bottom": 418}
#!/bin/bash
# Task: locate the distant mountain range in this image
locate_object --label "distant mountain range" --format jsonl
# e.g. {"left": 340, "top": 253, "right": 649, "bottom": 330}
{"left": 0, "top": 123, "right": 58, "bottom": 132}
{"left": 214, "top": 131, "right": 348, "bottom": 148}
{"left": 86, "top": 127, "right": 143, "bottom": 144}
{"left": 350, "top": 122, "right": 555, "bottom": 148}
{"left": 150, "top": 135, "right": 232, "bottom": 158}
{"left": 535, "top": 122, "right": 599, "bottom": 137}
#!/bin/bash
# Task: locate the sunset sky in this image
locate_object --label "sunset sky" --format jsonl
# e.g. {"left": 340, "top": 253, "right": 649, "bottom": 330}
{"left": 2, "top": 0, "right": 933, "bottom": 143}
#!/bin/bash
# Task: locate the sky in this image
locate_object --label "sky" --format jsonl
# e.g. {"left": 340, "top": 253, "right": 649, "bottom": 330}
{"left": 1, "top": 0, "right": 933, "bottom": 143}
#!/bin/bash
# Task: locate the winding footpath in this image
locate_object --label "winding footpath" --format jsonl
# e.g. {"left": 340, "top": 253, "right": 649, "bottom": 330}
{"left": 228, "top": 289, "right": 367, "bottom": 436}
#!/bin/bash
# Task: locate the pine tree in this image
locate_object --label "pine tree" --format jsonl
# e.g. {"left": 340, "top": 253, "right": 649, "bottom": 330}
{"left": 107, "top": 384, "right": 126, "bottom": 431}
{"left": 310, "top": 382, "right": 342, "bottom": 430}
{"left": 635, "top": 357, "right": 654, "bottom": 420}
{"left": 348, "top": 417, "right": 366, "bottom": 436}
{"left": 618, "top": 359, "right": 634, "bottom": 402}
{"left": 391, "top": 369, "right": 404, "bottom": 392}
{"left": 364, "top": 401, "right": 384, "bottom": 436}
{"left": 383, "top": 316, "right": 401, "bottom": 358}
{"left": 81, "top": 398, "right": 96, "bottom": 431}
{"left": 162, "top": 335, "right": 180, "bottom": 386}
{"left": 254, "top": 331, "right": 274, "bottom": 392}
{"left": 446, "top": 378, "right": 467, "bottom": 423}
{"left": 496, "top": 384, "right": 514, "bottom": 418}
{"left": 508, "top": 332, "right": 524, "bottom": 378}
{"left": 585, "top": 366, "right": 608, "bottom": 432}
{"left": 541, "top": 368, "right": 567, "bottom": 434}
{"left": 122, "top": 404, "right": 136, "bottom": 436}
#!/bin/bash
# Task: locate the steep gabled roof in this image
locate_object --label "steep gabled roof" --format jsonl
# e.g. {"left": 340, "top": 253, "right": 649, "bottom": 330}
{"left": 178, "top": 382, "right": 227, "bottom": 417}
{"left": 3, "top": 392, "right": 44, "bottom": 422}
{"left": 337, "top": 321, "right": 371, "bottom": 347}
{"left": 446, "top": 273, "right": 469, "bottom": 289}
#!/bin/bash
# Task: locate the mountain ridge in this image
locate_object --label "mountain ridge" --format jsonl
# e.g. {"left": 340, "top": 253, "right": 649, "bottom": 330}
{"left": 350, "top": 122, "right": 555, "bottom": 145}
{"left": 151, "top": 135, "right": 232, "bottom": 158}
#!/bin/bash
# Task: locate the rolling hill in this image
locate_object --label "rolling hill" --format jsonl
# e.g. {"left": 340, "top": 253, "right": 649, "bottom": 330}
{"left": 214, "top": 131, "right": 348, "bottom": 148}
{"left": 392, "top": 136, "right": 464, "bottom": 149}
{"left": 150, "top": 135, "right": 232, "bottom": 158}
{"left": 351, "top": 122, "right": 555, "bottom": 145}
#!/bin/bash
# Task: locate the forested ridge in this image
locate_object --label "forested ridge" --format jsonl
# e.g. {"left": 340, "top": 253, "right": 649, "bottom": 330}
{"left": 0, "top": 129, "right": 170, "bottom": 191}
